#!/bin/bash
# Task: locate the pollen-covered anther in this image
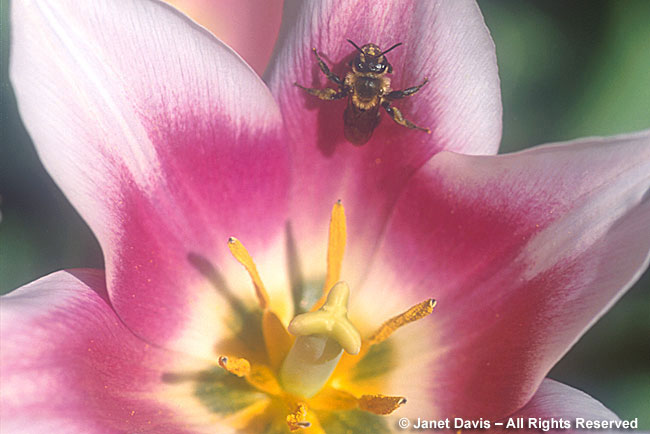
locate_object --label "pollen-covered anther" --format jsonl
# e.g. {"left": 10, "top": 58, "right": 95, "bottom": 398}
{"left": 312, "top": 200, "right": 347, "bottom": 311}
{"left": 286, "top": 403, "right": 311, "bottom": 431}
{"left": 359, "top": 394, "right": 407, "bottom": 415}
{"left": 227, "top": 236, "right": 270, "bottom": 309}
{"left": 219, "top": 356, "right": 284, "bottom": 397}
{"left": 367, "top": 298, "right": 436, "bottom": 345}
{"left": 218, "top": 355, "right": 250, "bottom": 377}
{"left": 227, "top": 236, "right": 293, "bottom": 370}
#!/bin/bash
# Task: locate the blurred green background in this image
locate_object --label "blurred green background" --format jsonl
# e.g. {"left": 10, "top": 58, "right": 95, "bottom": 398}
{"left": 1, "top": 0, "right": 648, "bottom": 426}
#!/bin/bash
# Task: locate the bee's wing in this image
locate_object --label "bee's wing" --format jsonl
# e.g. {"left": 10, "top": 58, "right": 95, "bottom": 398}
{"left": 343, "top": 101, "right": 380, "bottom": 146}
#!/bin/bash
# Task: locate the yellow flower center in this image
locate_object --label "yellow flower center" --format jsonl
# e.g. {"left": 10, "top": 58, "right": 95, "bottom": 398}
{"left": 218, "top": 202, "right": 435, "bottom": 432}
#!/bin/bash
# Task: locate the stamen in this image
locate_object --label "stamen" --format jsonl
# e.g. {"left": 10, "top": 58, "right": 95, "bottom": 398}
{"left": 307, "top": 387, "right": 358, "bottom": 411}
{"left": 262, "top": 309, "right": 293, "bottom": 370}
{"left": 310, "top": 388, "right": 408, "bottom": 415}
{"left": 218, "top": 355, "right": 251, "bottom": 377}
{"left": 313, "top": 201, "right": 347, "bottom": 311}
{"left": 228, "top": 237, "right": 270, "bottom": 309}
{"left": 228, "top": 237, "right": 293, "bottom": 369}
{"left": 359, "top": 394, "right": 407, "bottom": 415}
{"left": 245, "top": 364, "right": 283, "bottom": 396}
{"left": 286, "top": 403, "right": 311, "bottom": 431}
{"left": 219, "top": 355, "right": 284, "bottom": 396}
{"left": 323, "top": 200, "right": 346, "bottom": 294}
{"left": 367, "top": 298, "right": 436, "bottom": 345}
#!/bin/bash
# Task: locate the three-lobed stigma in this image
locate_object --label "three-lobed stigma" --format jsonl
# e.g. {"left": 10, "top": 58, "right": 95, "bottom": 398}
{"left": 280, "top": 281, "right": 361, "bottom": 398}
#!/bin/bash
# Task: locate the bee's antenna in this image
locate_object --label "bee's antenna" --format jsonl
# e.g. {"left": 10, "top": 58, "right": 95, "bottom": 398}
{"left": 346, "top": 39, "right": 364, "bottom": 53}
{"left": 380, "top": 42, "right": 403, "bottom": 55}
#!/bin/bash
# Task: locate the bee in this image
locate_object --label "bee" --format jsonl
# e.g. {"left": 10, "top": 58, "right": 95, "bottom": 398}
{"left": 296, "top": 40, "right": 430, "bottom": 145}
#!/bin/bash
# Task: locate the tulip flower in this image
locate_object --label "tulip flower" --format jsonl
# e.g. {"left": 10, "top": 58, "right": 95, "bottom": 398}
{"left": 3, "top": 0, "right": 649, "bottom": 433}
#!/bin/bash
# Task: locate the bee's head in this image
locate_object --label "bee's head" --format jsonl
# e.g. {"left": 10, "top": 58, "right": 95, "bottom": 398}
{"left": 347, "top": 40, "right": 402, "bottom": 75}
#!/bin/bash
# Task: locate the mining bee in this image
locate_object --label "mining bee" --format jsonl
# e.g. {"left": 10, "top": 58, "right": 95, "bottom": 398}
{"left": 295, "top": 40, "right": 430, "bottom": 145}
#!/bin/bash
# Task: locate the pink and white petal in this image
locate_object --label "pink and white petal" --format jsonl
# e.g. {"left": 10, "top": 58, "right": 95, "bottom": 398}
{"left": 165, "top": 0, "right": 283, "bottom": 75}
{"left": 267, "top": 0, "right": 502, "bottom": 286}
{"left": 10, "top": 0, "right": 291, "bottom": 357}
{"left": 0, "top": 270, "right": 231, "bottom": 434}
{"left": 491, "top": 379, "right": 623, "bottom": 434}
{"left": 357, "top": 130, "right": 650, "bottom": 419}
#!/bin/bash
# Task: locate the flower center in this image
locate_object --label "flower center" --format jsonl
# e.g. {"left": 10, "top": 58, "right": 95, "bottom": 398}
{"left": 220, "top": 202, "right": 435, "bottom": 432}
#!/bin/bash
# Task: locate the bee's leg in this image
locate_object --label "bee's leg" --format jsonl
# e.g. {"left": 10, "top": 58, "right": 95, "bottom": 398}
{"left": 385, "top": 78, "right": 429, "bottom": 100}
{"left": 381, "top": 101, "right": 431, "bottom": 133}
{"left": 311, "top": 48, "right": 343, "bottom": 86}
{"left": 295, "top": 83, "right": 347, "bottom": 101}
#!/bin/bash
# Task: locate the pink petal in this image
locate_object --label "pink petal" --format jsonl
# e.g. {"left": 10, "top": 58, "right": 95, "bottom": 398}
{"left": 267, "top": 0, "right": 502, "bottom": 286}
{"left": 359, "top": 131, "right": 650, "bottom": 418}
{"left": 164, "top": 0, "right": 283, "bottom": 75}
{"left": 10, "top": 0, "right": 291, "bottom": 356}
{"left": 0, "top": 270, "right": 211, "bottom": 433}
{"left": 491, "top": 379, "right": 622, "bottom": 434}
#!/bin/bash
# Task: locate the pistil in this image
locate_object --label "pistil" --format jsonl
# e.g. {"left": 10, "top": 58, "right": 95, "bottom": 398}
{"left": 280, "top": 281, "right": 361, "bottom": 398}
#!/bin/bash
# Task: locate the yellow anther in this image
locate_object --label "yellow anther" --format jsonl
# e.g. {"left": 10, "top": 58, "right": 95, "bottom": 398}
{"left": 228, "top": 237, "right": 294, "bottom": 370}
{"left": 324, "top": 201, "right": 346, "bottom": 292}
{"left": 219, "top": 356, "right": 283, "bottom": 396}
{"left": 367, "top": 298, "right": 436, "bottom": 345}
{"left": 286, "top": 403, "right": 311, "bottom": 431}
{"left": 228, "top": 237, "right": 269, "bottom": 309}
{"left": 218, "top": 355, "right": 251, "bottom": 377}
{"left": 359, "top": 394, "right": 407, "bottom": 415}
{"left": 312, "top": 201, "right": 347, "bottom": 311}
